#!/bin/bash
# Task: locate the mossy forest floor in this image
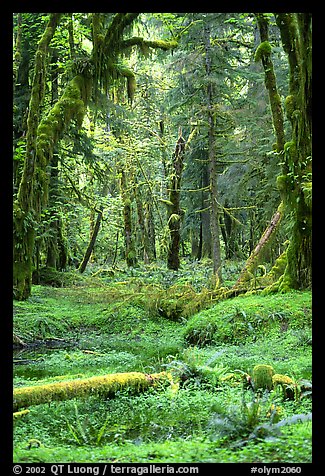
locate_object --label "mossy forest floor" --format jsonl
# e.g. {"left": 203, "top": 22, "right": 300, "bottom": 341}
{"left": 13, "top": 263, "right": 312, "bottom": 463}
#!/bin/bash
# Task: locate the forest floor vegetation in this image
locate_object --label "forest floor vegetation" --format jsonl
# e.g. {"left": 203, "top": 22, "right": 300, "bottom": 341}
{"left": 13, "top": 263, "right": 312, "bottom": 463}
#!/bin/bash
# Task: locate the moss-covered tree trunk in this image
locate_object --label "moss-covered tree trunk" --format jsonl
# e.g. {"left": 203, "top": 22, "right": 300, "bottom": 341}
{"left": 167, "top": 130, "right": 186, "bottom": 270}
{"left": 233, "top": 14, "right": 287, "bottom": 292}
{"left": 275, "top": 13, "right": 312, "bottom": 290}
{"left": 134, "top": 185, "right": 154, "bottom": 263}
{"left": 145, "top": 201, "right": 157, "bottom": 260}
{"left": 255, "top": 14, "right": 286, "bottom": 155}
{"left": 13, "top": 13, "right": 62, "bottom": 300}
{"left": 45, "top": 151, "right": 69, "bottom": 271}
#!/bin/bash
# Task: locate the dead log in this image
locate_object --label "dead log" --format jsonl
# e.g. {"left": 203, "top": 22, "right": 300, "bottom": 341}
{"left": 13, "top": 371, "right": 169, "bottom": 411}
{"left": 13, "top": 332, "right": 26, "bottom": 347}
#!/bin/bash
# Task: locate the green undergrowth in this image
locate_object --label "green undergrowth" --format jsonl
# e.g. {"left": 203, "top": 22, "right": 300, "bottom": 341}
{"left": 13, "top": 270, "right": 312, "bottom": 463}
{"left": 183, "top": 291, "right": 311, "bottom": 346}
{"left": 13, "top": 384, "right": 312, "bottom": 463}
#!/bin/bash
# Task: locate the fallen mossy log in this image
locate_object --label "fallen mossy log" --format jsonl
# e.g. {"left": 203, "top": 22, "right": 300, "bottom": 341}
{"left": 13, "top": 371, "right": 169, "bottom": 411}
{"left": 13, "top": 409, "right": 30, "bottom": 420}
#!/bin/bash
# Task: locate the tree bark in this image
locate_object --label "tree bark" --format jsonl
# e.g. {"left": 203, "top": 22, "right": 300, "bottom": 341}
{"left": 167, "top": 129, "right": 186, "bottom": 270}
{"left": 120, "top": 168, "right": 137, "bottom": 267}
{"left": 79, "top": 185, "right": 108, "bottom": 273}
{"left": 204, "top": 23, "right": 222, "bottom": 284}
{"left": 255, "top": 13, "right": 285, "bottom": 154}
{"left": 134, "top": 184, "right": 154, "bottom": 263}
{"left": 274, "top": 13, "right": 312, "bottom": 290}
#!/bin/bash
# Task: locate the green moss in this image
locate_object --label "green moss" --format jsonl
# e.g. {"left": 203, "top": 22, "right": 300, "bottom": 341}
{"left": 284, "top": 141, "right": 296, "bottom": 160}
{"left": 252, "top": 364, "right": 274, "bottom": 391}
{"left": 254, "top": 41, "right": 272, "bottom": 62}
{"left": 145, "top": 39, "right": 178, "bottom": 51}
{"left": 260, "top": 250, "right": 288, "bottom": 295}
{"left": 276, "top": 174, "right": 292, "bottom": 194}
{"left": 302, "top": 181, "right": 312, "bottom": 209}
{"left": 285, "top": 95, "right": 296, "bottom": 120}
{"left": 13, "top": 372, "right": 169, "bottom": 411}
{"left": 273, "top": 373, "right": 296, "bottom": 400}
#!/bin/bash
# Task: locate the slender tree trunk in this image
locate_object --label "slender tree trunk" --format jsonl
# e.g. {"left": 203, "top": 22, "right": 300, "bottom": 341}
{"left": 120, "top": 168, "right": 137, "bottom": 267}
{"left": 79, "top": 207, "right": 104, "bottom": 273}
{"left": 145, "top": 202, "right": 157, "bottom": 260}
{"left": 79, "top": 185, "right": 108, "bottom": 273}
{"left": 45, "top": 54, "right": 68, "bottom": 271}
{"left": 167, "top": 129, "right": 186, "bottom": 270}
{"left": 204, "top": 24, "right": 222, "bottom": 284}
{"left": 134, "top": 185, "right": 153, "bottom": 263}
{"left": 200, "top": 167, "right": 211, "bottom": 259}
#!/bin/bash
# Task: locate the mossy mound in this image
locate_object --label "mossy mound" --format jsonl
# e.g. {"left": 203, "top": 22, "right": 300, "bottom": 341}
{"left": 183, "top": 291, "right": 311, "bottom": 345}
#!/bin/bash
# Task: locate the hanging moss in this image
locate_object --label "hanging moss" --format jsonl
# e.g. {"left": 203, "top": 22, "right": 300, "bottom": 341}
{"left": 115, "top": 64, "right": 136, "bottom": 102}
{"left": 36, "top": 75, "right": 89, "bottom": 167}
{"left": 254, "top": 41, "right": 272, "bottom": 62}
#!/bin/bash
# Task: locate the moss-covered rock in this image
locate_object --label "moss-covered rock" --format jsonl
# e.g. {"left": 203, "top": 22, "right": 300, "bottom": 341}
{"left": 252, "top": 364, "right": 274, "bottom": 391}
{"left": 273, "top": 373, "right": 296, "bottom": 399}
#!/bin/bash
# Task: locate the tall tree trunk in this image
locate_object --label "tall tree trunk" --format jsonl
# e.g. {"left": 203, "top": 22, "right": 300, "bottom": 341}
{"left": 200, "top": 166, "right": 211, "bottom": 259}
{"left": 255, "top": 14, "right": 286, "bottom": 154}
{"left": 274, "top": 13, "right": 312, "bottom": 290}
{"left": 45, "top": 151, "right": 69, "bottom": 270}
{"left": 167, "top": 129, "right": 186, "bottom": 270}
{"left": 120, "top": 168, "right": 137, "bottom": 267}
{"left": 79, "top": 207, "right": 104, "bottom": 274}
{"left": 204, "top": 24, "right": 222, "bottom": 284}
{"left": 233, "top": 14, "right": 288, "bottom": 292}
{"left": 13, "top": 13, "right": 62, "bottom": 300}
{"left": 45, "top": 53, "right": 68, "bottom": 271}
{"left": 134, "top": 185, "right": 153, "bottom": 264}
{"left": 145, "top": 202, "right": 157, "bottom": 260}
